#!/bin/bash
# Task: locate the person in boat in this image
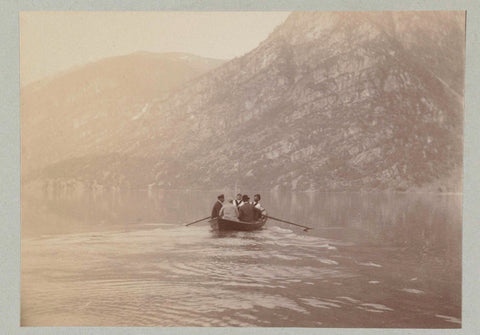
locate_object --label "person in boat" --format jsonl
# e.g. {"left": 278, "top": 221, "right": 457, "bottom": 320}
{"left": 219, "top": 198, "right": 239, "bottom": 221}
{"left": 252, "top": 194, "right": 267, "bottom": 219}
{"left": 211, "top": 194, "right": 224, "bottom": 219}
{"left": 238, "top": 195, "right": 256, "bottom": 222}
{"left": 234, "top": 193, "right": 243, "bottom": 208}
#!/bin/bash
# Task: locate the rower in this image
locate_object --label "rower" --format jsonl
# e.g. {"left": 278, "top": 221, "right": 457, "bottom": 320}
{"left": 211, "top": 194, "right": 224, "bottom": 219}
{"left": 252, "top": 193, "right": 267, "bottom": 220}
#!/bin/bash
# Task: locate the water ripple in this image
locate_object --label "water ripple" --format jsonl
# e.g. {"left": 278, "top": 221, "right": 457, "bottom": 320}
{"left": 21, "top": 220, "right": 459, "bottom": 327}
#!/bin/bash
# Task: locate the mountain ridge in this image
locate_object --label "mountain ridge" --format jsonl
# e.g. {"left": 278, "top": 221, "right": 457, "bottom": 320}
{"left": 22, "top": 12, "right": 464, "bottom": 193}
{"left": 21, "top": 51, "right": 227, "bottom": 175}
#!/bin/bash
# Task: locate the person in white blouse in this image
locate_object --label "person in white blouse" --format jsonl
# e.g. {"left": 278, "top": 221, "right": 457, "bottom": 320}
{"left": 219, "top": 198, "right": 240, "bottom": 221}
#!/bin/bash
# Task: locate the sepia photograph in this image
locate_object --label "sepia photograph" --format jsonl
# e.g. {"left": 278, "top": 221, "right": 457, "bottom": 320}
{"left": 20, "top": 11, "right": 464, "bottom": 327}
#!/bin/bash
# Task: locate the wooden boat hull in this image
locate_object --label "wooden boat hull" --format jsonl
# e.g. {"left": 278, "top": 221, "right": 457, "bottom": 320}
{"left": 210, "top": 216, "right": 267, "bottom": 231}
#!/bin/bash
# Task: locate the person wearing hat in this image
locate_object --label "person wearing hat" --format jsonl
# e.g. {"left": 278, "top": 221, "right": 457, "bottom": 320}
{"left": 211, "top": 194, "right": 224, "bottom": 219}
{"left": 238, "top": 195, "right": 256, "bottom": 222}
{"left": 219, "top": 197, "right": 239, "bottom": 221}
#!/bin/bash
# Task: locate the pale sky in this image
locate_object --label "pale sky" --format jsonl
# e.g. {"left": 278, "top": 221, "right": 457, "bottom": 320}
{"left": 20, "top": 11, "right": 290, "bottom": 85}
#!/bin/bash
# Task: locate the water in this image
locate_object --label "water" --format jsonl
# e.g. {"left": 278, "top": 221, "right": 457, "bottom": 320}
{"left": 21, "top": 189, "right": 462, "bottom": 327}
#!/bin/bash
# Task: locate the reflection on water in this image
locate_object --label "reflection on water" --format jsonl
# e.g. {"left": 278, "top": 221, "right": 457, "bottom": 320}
{"left": 21, "top": 189, "right": 461, "bottom": 327}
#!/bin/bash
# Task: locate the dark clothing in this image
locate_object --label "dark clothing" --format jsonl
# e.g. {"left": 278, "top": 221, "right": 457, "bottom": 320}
{"left": 253, "top": 207, "right": 262, "bottom": 221}
{"left": 234, "top": 200, "right": 243, "bottom": 208}
{"left": 211, "top": 200, "right": 223, "bottom": 218}
{"left": 252, "top": 201, "right": 266, "bottom": 220}
{"left": 238, "top": 203, "right": 256, "bottom": 222}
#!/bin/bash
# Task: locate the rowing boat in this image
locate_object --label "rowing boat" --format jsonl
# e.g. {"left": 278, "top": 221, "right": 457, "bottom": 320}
{"left": 210, "top": 216, "right": 267, "bottom": 231}
{"left": 209, "top": 216, "right": 267, "bottom": 231}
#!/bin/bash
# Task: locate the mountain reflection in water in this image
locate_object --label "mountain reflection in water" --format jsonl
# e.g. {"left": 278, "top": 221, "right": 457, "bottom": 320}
{"left": 21, "top": 190, "right": 461, "bottom": 327}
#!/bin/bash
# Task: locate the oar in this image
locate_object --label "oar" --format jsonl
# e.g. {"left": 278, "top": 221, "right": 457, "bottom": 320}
{"left": 266, "top": 215, "right": 313, "bottom": 232}
{"left": 185, "top": 216, "right": 210, "bottom": 226}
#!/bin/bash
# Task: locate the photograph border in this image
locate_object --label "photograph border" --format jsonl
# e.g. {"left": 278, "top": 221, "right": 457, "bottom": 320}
{"left": 2, "top": 0, "right": 479, "bottom": 334}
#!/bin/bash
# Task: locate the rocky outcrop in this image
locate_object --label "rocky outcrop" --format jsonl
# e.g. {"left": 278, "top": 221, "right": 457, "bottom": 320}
{"left": 22, "top": 12, "right": 465, "bottom": 192}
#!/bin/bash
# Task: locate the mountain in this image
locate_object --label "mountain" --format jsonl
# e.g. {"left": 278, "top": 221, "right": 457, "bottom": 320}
{"left": 22, "top": 12, "right": 464, "bottom": 193}
{"left": 21, "top": 52, "right": 225, "bottom": 175}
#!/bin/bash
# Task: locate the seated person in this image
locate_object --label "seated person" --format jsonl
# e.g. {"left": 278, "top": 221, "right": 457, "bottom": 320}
{"left": 252, "top": 193, "right": 267, "bottom": 220}
{"left": 219, "top": 198, "right": 239, "bottom": 220}
{"left": 234, "top": 193, "right": 243, "bottom": 208}
{"left": 211, "top": 194, "right": 224, "bottom": 219}
{"left": 238, "top": 195, "right": 256, "bottom": 222}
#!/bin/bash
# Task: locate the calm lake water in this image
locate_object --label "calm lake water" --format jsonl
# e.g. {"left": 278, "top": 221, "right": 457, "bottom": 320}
{"left": 21, "top": 189, "right": 462, "bottom": 327}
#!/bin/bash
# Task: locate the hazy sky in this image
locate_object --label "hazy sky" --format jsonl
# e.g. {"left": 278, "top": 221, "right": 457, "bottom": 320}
{"left": 20, "top": 11, "right": 290, "bottom": 85}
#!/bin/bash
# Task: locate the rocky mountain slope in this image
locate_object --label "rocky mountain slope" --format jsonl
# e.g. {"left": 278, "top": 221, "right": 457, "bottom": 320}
{"left": 22, "top": 12, "right": 465, "bottom": 192}
{"left": 21, "top": 52, "right": 225, "bottom": 175}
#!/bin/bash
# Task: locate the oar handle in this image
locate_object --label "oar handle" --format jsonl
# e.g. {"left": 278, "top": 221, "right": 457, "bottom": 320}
{"left": 185, "top": 216, "right": 211, "bottom": 226}
{"left": 266, "top": 215, "right": 313, "bottom": 231}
